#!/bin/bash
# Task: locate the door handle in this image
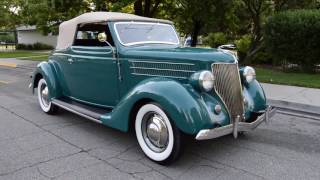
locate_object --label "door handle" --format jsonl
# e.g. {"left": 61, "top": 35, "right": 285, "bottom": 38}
{"left": 67, "top": 58, "right": 74, "bottom": 64}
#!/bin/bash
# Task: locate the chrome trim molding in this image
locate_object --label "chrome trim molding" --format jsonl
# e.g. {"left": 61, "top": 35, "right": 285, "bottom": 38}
{"left": 131, "top": 72, "right": 188, "bottom": 79}
{"left": 129, "top": 60, "right": 195, "bottom": 79}
{"left": 129, "top": 60, "right": 195, "bottom": 66}
{"left": 130, "top": 66, "right": 196, "bottom": 73}
{"left": 52, "top": 100, "right": 103, "bottom": 124}
{"left": 195, "top": 106, "right": 277, "bottom": 140}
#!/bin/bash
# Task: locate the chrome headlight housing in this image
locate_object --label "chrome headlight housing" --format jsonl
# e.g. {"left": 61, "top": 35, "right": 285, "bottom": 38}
{"left": 243, "top": 66, "right": 256, "bottom": 83}
{"left": 199, "top": 71, "right": 215, "bottom": 92}
{"left": 189, "top": 70, "right": 215, "bottom": 92}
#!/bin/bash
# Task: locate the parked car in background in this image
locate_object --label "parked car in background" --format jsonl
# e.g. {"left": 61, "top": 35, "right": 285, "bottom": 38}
{"left": 184, "top": 36, "right": 192, "bottom": 47}
{"left": 30, "top": 12, "right": 276, "bottom": 165}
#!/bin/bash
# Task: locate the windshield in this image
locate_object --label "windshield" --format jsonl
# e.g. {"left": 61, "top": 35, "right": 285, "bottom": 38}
{"left": 114, "top": 22, "right": 180, "bottom": 46}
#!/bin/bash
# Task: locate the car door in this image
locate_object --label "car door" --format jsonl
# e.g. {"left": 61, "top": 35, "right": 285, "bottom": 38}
{"left": 60, "top": 23, "right": 119, "bottom": 107}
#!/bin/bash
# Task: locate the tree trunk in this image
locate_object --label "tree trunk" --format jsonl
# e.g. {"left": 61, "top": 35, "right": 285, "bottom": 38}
{"left": 150, "top": 0, "right": 161, "bottom": 17}
{"left": 144, "top": 0, "right": 151, "bottom": 17}
{"left": 134, "top": 0, "right": 143, "bottom": 16}
{"left": 244, "top": 12, "right": 262, "bottom": 64}
{"left": 95, "top": 0, "right": 107, "bottom": 11}
{"left": 191, "top": 20, "right": 201, "bottom": 47}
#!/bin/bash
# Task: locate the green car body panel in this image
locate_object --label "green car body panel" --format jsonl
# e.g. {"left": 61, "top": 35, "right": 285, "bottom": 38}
{"left": 31, "top": 21, "right": 267, "bottom": 135}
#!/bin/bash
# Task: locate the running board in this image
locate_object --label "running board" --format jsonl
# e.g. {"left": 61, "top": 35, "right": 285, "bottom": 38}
{"left": 52, "top": 98, "right": 111, "bottom": 124}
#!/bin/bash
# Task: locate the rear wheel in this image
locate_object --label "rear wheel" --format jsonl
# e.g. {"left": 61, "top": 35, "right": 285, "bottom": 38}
{"left": 37, "top": 79, "right": 58, "bottom": 114}
{"left": 135, "top": 103, "right": 182, "bottom": 165}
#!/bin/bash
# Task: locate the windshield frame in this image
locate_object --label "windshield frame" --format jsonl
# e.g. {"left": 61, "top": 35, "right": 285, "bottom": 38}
{"left": 114, "top": 21, "right": 180, "bottom": 46}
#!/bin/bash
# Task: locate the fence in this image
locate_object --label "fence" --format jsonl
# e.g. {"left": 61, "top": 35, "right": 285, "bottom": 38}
{"left": 0, "top": 31, "right": 17, "bottom": 51}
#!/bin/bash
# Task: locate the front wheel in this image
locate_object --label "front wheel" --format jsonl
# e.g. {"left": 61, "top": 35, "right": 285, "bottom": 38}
{"left": 135, "top": 103, "right": 182, "bottom": 165}
{"left": 37, "top": 78, "right": 58, "bottom": 114}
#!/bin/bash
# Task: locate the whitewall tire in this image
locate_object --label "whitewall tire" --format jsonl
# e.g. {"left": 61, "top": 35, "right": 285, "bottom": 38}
{"left": 37, "top": 78, "right": 58, "bottom": 114}
{"left": 135, "top": 103, "right": 182, "bottom": 165}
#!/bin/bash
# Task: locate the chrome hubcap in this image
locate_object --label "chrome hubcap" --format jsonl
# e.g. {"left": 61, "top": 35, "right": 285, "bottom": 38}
{"left": 142, "top": 112, "right": 169, "bottom": 152}
{"left": 40, "top": 84, "right": 49, "bottom": 107}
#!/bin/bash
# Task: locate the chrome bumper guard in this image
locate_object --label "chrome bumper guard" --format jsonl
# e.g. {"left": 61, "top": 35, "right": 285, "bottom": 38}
{"left": 195, "top": 106, "right": 277, "bottom": 140}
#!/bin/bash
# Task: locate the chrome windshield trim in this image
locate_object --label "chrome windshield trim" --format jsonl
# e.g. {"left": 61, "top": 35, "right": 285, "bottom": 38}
{"left": 114, "top": 21, "right": 180, "bottom": 46}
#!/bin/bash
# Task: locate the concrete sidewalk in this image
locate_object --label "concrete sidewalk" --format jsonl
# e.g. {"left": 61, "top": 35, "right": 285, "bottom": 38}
{"left": 1, "top": 58, "right": 319, "bottom": 113}
{"left": 262, "top": 83, "right": 320, "bottom": 106}
{"left": 262, "top": 83, "right": 320, "bottom": 116}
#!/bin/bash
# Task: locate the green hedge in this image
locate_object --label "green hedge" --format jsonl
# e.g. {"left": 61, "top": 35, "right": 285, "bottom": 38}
{"left": 265, "top": 10, "right": 320, "bottom": 72}
{"left": 203, "top": 32, "right": 228, "bottom": 48}
{"left": 16, "top": 42, "right": 53, "bottom": 50}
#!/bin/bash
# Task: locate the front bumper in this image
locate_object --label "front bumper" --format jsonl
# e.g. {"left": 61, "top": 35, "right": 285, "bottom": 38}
{"left": 195, "top": 106, "right": 277, "bottom": 140}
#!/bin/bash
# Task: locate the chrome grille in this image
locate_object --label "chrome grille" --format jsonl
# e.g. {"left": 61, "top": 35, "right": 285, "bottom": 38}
{"left": 129, "top": 60, "right": 196, "bottom": 79}
{"left": 212, "top": 63, "right": 244, "bottom": 121}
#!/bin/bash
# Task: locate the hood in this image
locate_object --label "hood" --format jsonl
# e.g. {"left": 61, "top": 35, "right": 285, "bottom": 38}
{"left": 121, "top": 46, "right": 236, "bottom": 67}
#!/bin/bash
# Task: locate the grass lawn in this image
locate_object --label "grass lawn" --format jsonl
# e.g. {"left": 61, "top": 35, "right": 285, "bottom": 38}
{"left": 256, "top": 67, "right": 320, "bottom": 89}
{"left": 0, "top": 50, "right": 50, "bottom": 61}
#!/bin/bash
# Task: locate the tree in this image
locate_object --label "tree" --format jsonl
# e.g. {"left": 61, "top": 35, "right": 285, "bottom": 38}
{"left": 240, "top": 0, "right": 272, "bottom": 64}
{"left": 0, "top": 0, "right": 20, "bottom": 29}
{"left": 134, "top": 0, "right": 161, "bottom": 17}
{"left": 237, "top": 0, "right": 320, "bottom": 64}
{"left": 93, "top": 0, "right": 108, "bottom": 11}
{"left": 171, "top": 0, "right": 233, "bottom": 47}
{"left": 16, "top": 0, "right": 90, "bottom": 34}
{"left": 273, "top": 0, "right": 319, "bottom": 11}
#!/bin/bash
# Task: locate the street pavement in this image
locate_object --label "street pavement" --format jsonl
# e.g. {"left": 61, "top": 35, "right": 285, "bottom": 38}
{"left": 0, "top": 65, "right": 320, "bottom": 180}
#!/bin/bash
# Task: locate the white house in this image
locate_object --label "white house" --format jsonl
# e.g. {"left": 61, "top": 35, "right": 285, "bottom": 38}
{"left": 16, "top": 25, "right": 57, "bottom": 47}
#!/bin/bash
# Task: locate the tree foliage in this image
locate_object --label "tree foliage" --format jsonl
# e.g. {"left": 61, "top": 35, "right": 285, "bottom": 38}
{"left": 16, "top": 0, "right": 90, "bottom": 34}
{"left": 1, "top": 0, "right": 319, "bottom": 67}
{"left": 169, "top": 0, "right": 234, "bottom": 47}
{"left": 0, "top": 0, "right": 20, "bottom": 29}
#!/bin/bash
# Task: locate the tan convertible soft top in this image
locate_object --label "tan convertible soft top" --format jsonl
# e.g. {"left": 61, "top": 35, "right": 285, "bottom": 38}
{"left": 56, "top": 12, "right": 173, "bottom": 50}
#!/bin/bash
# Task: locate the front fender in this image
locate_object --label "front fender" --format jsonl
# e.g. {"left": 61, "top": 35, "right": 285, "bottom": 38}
{"left": 243, "top": 80, "right": 267, "bottom": 114}
{"left": 31, "top": 61, "right": 61, "bottom": 99}
{"left": 101, "top": 78, "right": 229, "bottom": 135}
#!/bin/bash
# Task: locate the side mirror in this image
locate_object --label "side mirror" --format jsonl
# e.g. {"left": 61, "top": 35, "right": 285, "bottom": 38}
{"left": 97, "top": 32, "right": 115, "bottom": 58}
{"left": 98, "top": 32, "right": 107, "bottom": 43}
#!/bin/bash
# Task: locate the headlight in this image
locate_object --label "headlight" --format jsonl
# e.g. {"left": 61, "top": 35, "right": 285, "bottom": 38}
{"left": 243, "top": 66, "right": 256, "bottom": 83}
{"left": 199, "top": 71, "right": 215, "bottom": 92}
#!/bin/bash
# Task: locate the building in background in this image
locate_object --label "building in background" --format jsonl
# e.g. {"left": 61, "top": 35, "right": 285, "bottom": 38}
{"left": 16, "top": 26, "right": 57, "bottom": 47}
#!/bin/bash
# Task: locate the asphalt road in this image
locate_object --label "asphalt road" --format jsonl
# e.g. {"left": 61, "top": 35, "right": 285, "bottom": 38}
{"left": 0, "top": 66, "right": 319, "bottom": 180}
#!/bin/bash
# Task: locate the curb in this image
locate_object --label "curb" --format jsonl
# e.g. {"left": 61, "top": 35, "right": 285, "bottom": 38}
{"left": 0, "top": 62, "right": 17, "bottom": 68}
{"left": 268, "top": 99, "right": 320, "bottom": 120}
{"left": 0, "top": 62, "right": 36, "bottom": 70}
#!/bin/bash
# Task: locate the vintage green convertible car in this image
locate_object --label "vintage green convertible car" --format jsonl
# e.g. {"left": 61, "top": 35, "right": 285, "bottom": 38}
{"left": 31, "top": 12, "right": 276, "bottom": 164}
